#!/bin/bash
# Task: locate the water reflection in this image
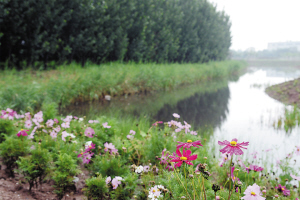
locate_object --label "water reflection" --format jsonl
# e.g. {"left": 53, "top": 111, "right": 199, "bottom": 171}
{"left": 154, "top": 86, "right": 230, "bottom": 129}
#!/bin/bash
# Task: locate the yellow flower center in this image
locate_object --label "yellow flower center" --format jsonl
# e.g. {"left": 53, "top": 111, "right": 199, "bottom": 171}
{"left": 81, "top": 152, "right": 83, "bottom": 155}
{"left": 233, "top": 177, "right": 235, "bottom": 180}
{"left": 298, "top": 149, "right": 299, "bottom": 151}
{"left": 230, "top": 141, "right": 237, "bottom": 146}
{"left": 187, "top": 140, "right": 192, "bottom": 143}
{"left": 21, "top": 129, "right": 24, "bottom": 131}
{"left": 152, "top": 189, "right": 156, "bottom": 192}
{"left": 180, "top": 157, "right": 187, "bottom": 160}
{"left": 251, "top": 191, "right": 256, "bottom": 196}
{"left": 89, "top": 145, "right": 92, "bottom": 148}
{"left": 282, "top": 188, "right": 284, "bottom": 191}
{"left": 225, "top": 157, "right": 227, "bottom": 160}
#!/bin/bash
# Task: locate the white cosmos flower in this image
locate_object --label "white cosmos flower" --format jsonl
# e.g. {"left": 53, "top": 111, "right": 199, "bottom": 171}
{"left": 135, "top": 165, "right": 144, "bottom": 173}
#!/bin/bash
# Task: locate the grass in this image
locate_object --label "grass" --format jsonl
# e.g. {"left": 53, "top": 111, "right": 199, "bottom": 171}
{"left": 0, "top": 60, "right": 246, "bottom": 112}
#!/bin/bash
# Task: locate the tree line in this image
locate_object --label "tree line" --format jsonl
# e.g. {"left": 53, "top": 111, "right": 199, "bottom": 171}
{"left": 0, "top": 0, "right": 232, "bottom": 68}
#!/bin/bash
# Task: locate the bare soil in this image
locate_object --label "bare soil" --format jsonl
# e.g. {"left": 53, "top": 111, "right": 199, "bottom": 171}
{"left": 0, "top": 163, "right": 88, "bottom": 200}
{"left": 265, "top": 78, "right": 300, "bottom": 107}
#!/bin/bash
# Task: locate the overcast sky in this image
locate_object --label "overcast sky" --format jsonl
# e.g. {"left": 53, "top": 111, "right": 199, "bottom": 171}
{"left": 208, "top": 0, "right": 300, "bottom": 51}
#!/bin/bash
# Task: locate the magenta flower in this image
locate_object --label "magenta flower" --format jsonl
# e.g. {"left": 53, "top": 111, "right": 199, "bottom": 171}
{"left": 158, "top": 148, "right": 170, "bottom": 165}
{"left": 250, "top": 151, "right": 258, "bottom": 159}
{"left": 241, "top": 183, "right": 265, "bottom": 200}
{"left": 218, "top": 138, "right": 249, "bottom": 155}
{"left": 85, "top": 142, "right": 96, "bottom": 152}
{"left": 249, "top": 164, "right": 264, "bottom": 172}
{"left": 165, "top": 164, "right": 174, "bottom": 171}
{"left": 177, "top": 140, "right": 203, "bottom": 149}
{"left": 17, "top": 129, "right": 29, "bottom": 137}
{"left": 82, "top": 152, "right": 94, "bottom": 164}
{"left": 152, "top": 121, "right": 163, "bottom": 126}
{"left": 231, "top": 166, "right": 240, "bottom": 183}
{"left": 85, "top": 127, "right": 95, "bottom": 138}
{"left": 170, "top": 148, "right": 198, "bottom": 168}
{"left": 54, "top": 118, "right": 59, "bottom": 123}
{"left": 290, "top": 173, "right": 300, "bottom": 181}
{"left": 275, "top": 184, "right": 290, "bottom": 196}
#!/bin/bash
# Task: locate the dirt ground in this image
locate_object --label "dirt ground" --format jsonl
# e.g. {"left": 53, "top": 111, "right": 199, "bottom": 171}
{"left": 0, "top": 163, "right": 87, "bottom": 200}
{"left": 265, "top": 77, "right": 300, "bottom": 107}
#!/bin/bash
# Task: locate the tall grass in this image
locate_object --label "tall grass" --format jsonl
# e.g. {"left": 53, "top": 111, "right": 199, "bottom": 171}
{"left": 0, "top": 60, "right": 246, "bottom": 111}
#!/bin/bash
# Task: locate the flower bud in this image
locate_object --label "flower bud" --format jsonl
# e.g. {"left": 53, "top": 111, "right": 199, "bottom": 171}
{"left": 212, "top": 184, "right": 220, "bottom": 192}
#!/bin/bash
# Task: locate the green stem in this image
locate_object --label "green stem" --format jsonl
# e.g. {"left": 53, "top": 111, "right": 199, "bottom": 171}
{"left": 227, "top": 156, "right": 233, "bottom": 200}
{"left": 171, "top": 163, "right": 192, "bottom": 200}
{"left": 202, "top": 176, "right": 207, "bottom": 200}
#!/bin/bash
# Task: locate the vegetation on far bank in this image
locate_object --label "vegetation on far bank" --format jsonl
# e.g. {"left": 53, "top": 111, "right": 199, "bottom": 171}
{"left": 0, "top": 60, "right": 246, "bottom": 112}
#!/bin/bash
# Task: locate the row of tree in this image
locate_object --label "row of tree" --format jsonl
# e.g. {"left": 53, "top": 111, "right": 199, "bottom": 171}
{"left": 0, "top": 0, "right": 232, "bottom": 68}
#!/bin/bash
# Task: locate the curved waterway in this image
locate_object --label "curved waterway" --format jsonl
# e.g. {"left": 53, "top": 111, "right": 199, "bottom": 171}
{"left": 63, "top": 60, "right": 300, "bottom": 171}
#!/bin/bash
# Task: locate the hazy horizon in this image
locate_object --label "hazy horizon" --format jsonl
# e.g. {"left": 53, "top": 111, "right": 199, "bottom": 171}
{"left": 208, "top": 0, "right": 300, "bottom": 51}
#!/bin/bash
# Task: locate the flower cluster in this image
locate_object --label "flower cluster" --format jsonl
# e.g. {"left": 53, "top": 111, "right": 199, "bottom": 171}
{"left": 1, "top": 108, "right": 22, "bottom": 120}
{"left": 78, "top": 141, "right": 95, "bottom": 164}
{"left": 126, "top": 130, "right": 135, "bottom": 140}
{"left": 106, "top": 176, "right": 123, "bottom": 189}
{"left": 104, "top": 142, "right": 118, "bottom": 155}
{"left": 148, "top": 185, "right": 165, "bottom": 200}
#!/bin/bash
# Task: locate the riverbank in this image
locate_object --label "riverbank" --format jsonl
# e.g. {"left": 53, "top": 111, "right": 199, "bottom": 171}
{"left": 265, "top": 77, "right": 300, "bottom": 107}
{"left": 0, "top": 60, "right": 246, "bottom": 112}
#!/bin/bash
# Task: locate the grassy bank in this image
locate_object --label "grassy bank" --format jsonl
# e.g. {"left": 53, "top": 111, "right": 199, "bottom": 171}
{"left": 0, "top": 60, "right": 246, "bottom": 112}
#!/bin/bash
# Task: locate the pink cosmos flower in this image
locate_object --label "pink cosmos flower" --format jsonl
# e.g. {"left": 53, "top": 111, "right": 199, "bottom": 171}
{"left": 54, "top": 118, "right": 59, "bottom": 123}
{"left": 106, "top": 176, "right": 111, "bottom": 184}
{"left": 296, "top": 146, "right": 300, "bottom": 156}
{"left": 24, "top": 120, "right": 33, "bottom": 129}
{"left": 183, "top": 121, "right": 191, "bottom": 133}
{"left": 46, "top": 119, "right": 54, "bottom": 128}
{"left": 129, "top": 130, "right": 136, "bottom": 135}
{"left": 231, "top": 166, "right": 240, "bottom": 183}
{"left": 74, "top": 116, "right": 78, "bottom": 120}
{"left": 265, "top": 148, "right": 272, "bottom": 152}
{"left": 85, "top": 127, "right": 95, "bottom": 138}
{"left": 276, "top": 160, "right": 281, "bottom": 168}
{"left": 111, "top": 176, "right": 123, "bottom": 189}
{"left": 28, "top": 126, "right": 37, "bottom": 139}
{"left": 25, "top": 112, "right": 31, "bottom": 120}
{"left": 53, "top": 125, "right": 61, "bottom": 133}
{"left": 34, "top": 111, "right": 43, "bottom": 123}
{"left": 32, "top": 118, "right": 40, "bottom": 127}
{"left": 237, "top": 156, "right": 246, "bottom": 169}
{"left": 61, "top": 122, "right": 70, "bottom": 128}
{"left": 176, "top": 140, "right": 203, "bottom": 149}
{"left": 241, "top": 183, "right": 265, "bottom": 200}
{"left": 85, "top": 142, "right": 96, "bottom": 152}
{"left": 219, "top": 153, "right": 231, "bottom": 167}
{"left": 82, "top": 152, "right": 94, "bottom": 164}
{"left": 50, "top": 130, "right": 57, "bottom": 139}
{"left": 190, "top": 131, "right": 197, "bottom": 135}
{"left": 170, "top": 148, "right": 198, "bottom": 168}
{"left": 249, "top": 165, "right": 264, "bottom": 173}
{"left": 275, "top": 184, "right": 290, "bottom": 196}
{"left": 218, "top": 138, "right": 249, "bottom": 155}
{"left": 165, "top": 164, "right": 174, "bottom": 171}
{"left": 127, "top": 135, "right": 134, "bottom": 140}
{"left": 104, "top": 142, "right": 118, "bottom": 154}
{"left": 173, "top": 113, "right": 180, "bottom": 118}
{"left": 158, "top": 149, "right": 170, "bottom": 165}
{"left": 167, "top": 120, "right": 177, "bottom": 127}
{"left": 17, "top": 129, "right": 29, "bottom": 137}
{"left": 102, "top": 122, "right": 111, "bottom": 128}
{"left": 143, "top": 165, "right": 150, "bottom": 172}
{"left": 290, "top": 173, "right": 300, "bottom": 181}
{"left": 62, "top": 131, "right": 69, "bottom": 141}
{"left": 152, "top": 121, "right": 163, "bottom": 126}
{"left": 251, "top": 151, "right": 258, "bottom": 159}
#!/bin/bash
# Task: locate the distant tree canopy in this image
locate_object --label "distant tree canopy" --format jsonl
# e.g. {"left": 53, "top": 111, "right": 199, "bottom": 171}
{"left": 0, "top": 0, "right": 231, "bottom": 68}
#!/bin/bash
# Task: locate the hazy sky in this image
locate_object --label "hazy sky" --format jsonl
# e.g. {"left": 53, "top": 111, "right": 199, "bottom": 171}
{"left": 208, "top": 0, "right": 300, "bottom": 51}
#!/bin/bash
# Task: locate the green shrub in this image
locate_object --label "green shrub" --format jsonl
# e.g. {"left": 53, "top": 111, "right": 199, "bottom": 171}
{"left": 16, "top": 146, "right": 52, "bottom": 191}
{"left": 0, "top": 135, "right": 30, "bottom": 177}
{"left": 83, "top": 174, "right": 109, "bottom": 200}
{"left": 52, "top": 153, "right": 81, "bottom": 200}
{"left": 0, "top": 118, "right": 16, "bottom": 143}
{"left": 41, "top": 101, "right": 58, "bottom": 122}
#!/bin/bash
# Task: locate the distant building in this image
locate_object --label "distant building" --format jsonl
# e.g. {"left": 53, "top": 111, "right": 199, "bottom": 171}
{"left": 268, "top": 41, "right": 300, "bottom": 51}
